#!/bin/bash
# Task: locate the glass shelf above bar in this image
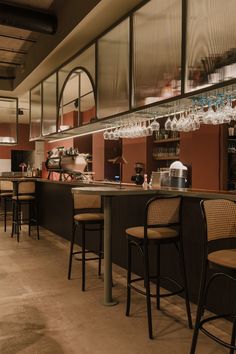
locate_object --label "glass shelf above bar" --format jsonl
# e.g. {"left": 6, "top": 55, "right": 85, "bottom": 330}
{"left": 153, "top": 138, "right": 180, "bottom": 143}
{"left": 153, "top": 155, "right": 180, "bottom": 161}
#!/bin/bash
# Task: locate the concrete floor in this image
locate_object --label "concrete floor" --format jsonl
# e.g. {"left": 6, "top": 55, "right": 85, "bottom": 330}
{"left": 0, "top": 222, "right": 232, "bottom": 353}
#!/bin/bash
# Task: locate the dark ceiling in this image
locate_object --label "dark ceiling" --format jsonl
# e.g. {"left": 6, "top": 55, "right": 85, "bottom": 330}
{"left": 0, "top": 0, "right": 56, "bottom": 81}
{"left": 0, "top": 0, "right": 145, "bottom": 97}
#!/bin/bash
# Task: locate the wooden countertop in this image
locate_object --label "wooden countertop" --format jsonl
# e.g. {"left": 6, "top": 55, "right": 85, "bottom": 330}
{"left": 2, "top": 176, "right": 236, "bottom": 200}
{"left": 71, "top": 184, "right": 236, "bottom": 200}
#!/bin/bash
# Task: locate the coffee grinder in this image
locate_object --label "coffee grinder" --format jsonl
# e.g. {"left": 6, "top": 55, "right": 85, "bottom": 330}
{"left": 131, "top": 162, "right": 144, "bottom": 185}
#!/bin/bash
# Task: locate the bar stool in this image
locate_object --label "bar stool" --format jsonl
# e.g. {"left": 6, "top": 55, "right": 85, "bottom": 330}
{"left": 0, "top": 181, "right": 13, "bottom": 232}
{"left": 68, "top": 193, "right": 104, "bottom": 291}
{"left": 11, "top": 180, "right": 39, "bottom": 242}
{"left": 190, "top": 199, "right": 236, "bottom": 354}
{"left": 125, "top": 195, "right": 192, "bottom": 339}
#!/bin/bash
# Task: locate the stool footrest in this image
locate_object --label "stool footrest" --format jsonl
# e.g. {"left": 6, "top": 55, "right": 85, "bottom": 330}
{"left": 129, "top": 275, "right": 184, "bottom": 298}
{"left": 200, "top": 314, "right": 236, "bottom": 350}
{"left": 72, "top": 250, "right": 104, "bottom": 262}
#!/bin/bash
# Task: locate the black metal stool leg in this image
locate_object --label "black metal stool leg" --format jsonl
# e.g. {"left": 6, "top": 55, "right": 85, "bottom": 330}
{"left": 18, "top": 204, "right": 22, "bottom": 231}
{"left": 230, "top": 317, "right": 236, "bottom": 354}
{"left": 144, "top": 242, "right": 153, "bottom": 339}
{"left": 82, "top": 223, "right": 86, "bottom": 291}
{"left": 35, "top": 201, "right": 40, "bottom": 240}
{"left": 98, "top": 226, "right": 102, "bottom": 276}
{"left": 11, "top": 201, "right": 15, "bottom": 237}
{"left": 126, "top": 239, "right": 132, "bottom": 316}
{"left": 190, "top": 261, "right": 208, "bottom": 354}
{"left": 4, "top": 197, "right": 7, "bottom": 232}
{"left": 28, "top": 203, "right": 31, "bottom": 236}
{"left": 68, "top": 222, "right": 77, "bottom": 280}
{"left": 156, "top": 243, "right": 161, "bottom": 310}
{"left": 178, "top": 240, "right": 193, "bottom": 329}
{"left": 16, "top": 202, "right": 20, "bottom": 242}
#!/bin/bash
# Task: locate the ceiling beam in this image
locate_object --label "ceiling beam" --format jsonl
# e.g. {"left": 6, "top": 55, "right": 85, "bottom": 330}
{"left": 0, "top": 2, "right": 57, "bottom": 34}
{"left": 0, "top": 33, "right": 36, "bottom": 42}
{"left": 0, "top": 60, "right": 21, "bottom": 66}
{"left": 0, "top": 47, "right": 27, "bottom": 55}
{"left": 0, "top": 75, "right": 15, "bottom": 80}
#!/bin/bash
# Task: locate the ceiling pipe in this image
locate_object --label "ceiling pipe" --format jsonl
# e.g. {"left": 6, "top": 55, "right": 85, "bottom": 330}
{"left": 0, "top": 76, "right": 15, "bottom": 80}
{"left": 0, "top": 2, "right": 57, "bottom": 34}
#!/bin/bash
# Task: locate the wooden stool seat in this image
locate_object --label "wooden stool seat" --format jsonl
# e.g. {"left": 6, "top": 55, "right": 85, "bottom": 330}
{"left": 0, "top": 192, "right": 13, "bottom": 197}
{"left": 74, "top": 213, "right": 104, "bottom": 222}
{"left": 68, "top": 193, "right": 104, "bottom": 291}
{"left": 126, "top": 226, "right": 179, "bottom": 240}
{"left": 0, "top": 181, "right": 13, "bottom": 232}
{"left": 208, "top": 249, "right": 236, "bottom": 271}
{"left": 11, "top": 181, "right": 39, "bottom": 242}
{"left": 12, "top": 195, "right": 35, "bottom": 201}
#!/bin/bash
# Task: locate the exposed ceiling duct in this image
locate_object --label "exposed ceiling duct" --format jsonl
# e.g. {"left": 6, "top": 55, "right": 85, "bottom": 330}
{"left": 0, "top": 2, "right": 57, "bottom": 34}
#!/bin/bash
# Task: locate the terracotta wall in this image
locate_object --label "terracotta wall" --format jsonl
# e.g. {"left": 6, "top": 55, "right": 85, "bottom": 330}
{"left": 0, "top": 124, "right": 34, "bottom": 160}
{"left": 74, "top": 135, "right": 92, "bottom": 154}
{"left": 62, "top": 108, "right": 95, "bottom": 127}
{"left": 122, "top": 137, "right": 147, "bottom": 183}
{"left": 92, "top": 132, "right": 105, "bottom": 180}
{"left": 45, "top": 138, "right": 74, "bottom": 155}
{"left": 81, "top": 107, "right": 95, "bottom": 125}
{"left": 62, "top": 111, "right": 78, "bottom": 128}
{"left": 180, "top": 125, "right": 220, "bottom": 190}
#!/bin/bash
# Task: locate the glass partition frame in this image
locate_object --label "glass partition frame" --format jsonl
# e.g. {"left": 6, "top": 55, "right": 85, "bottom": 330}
{"left": 185, "top": 0, "right": 236, "bottom": 93}
{"left": 57, "top": 66, "right": 96, "bottom": 132}
{"left": 42, "top": 72, "right": 58, "bottom": 137}
{"left": 0, "top": 96, "right": 18, "bottom": 145}
{"left": 30, "top": 84, "right": 42, "bottom": 140}
{"left": 58, "top": 45, "right": 95, "bottom": 96}
{"left": 97, "top": 18, "right": 130, "bottom": 119}
{"left": 132, "top": 0, "right": 182, "bottom": 109}
{"left": 28, "top": 0, "right": 236, "bottom": 141}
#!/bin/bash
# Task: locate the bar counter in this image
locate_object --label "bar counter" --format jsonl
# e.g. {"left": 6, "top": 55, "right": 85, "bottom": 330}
{"left": 37, "top": 177, "right": 236, "bottom": 199}
{"left": 1, "top": 177, "right": 235, "bottom": 313}
{"left": 35, "top": 178, "right": 236, "bottom": 314}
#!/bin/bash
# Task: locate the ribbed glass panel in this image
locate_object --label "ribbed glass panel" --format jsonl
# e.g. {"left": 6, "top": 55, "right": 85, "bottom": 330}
{"left": 42, "top": 73, "right": 57, "bottom": 136}
{"left": 30, "top": 85, "right": 41, "bottom": 139}
{"left": 58, "top": 69, "right": 95, "bottom": 130}
{"left": 0, "top": 97, "right": 17, "bottom": 144}
{"left": 133, "top": 0, "right": 182, "bottom": 108}
{"left": 58, "top": 45, "right": 95, "bottom": 96}
{"left": 186, "top": 0, "right": 236, "bottom": 92}
{"left": 97, "top": 18, "right": 130, "bottom": 119}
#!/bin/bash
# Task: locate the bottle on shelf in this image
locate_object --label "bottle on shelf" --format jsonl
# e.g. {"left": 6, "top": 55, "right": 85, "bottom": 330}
{"left": 32, "top": 164, "right": 37, "bottom": 177}
{"left": 27, "top": 162, "right": 32, "bottom": 177}
{"left": 142, "top": 173, "right": 148, "bottom": 189}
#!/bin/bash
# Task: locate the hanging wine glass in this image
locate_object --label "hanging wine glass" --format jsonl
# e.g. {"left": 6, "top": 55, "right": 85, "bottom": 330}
{"left": 146, "top": 120, "right": 153, "bottom": 136}
{"left": 150, "top": 116, "right": 160, "bottom": 131}
{"left": 222, "top": 94, "right": 234, "bottom": 123}
{"left": 171, "top": 114, "right": 178, "bottom": 131}
{"left": 113, "top": 126, "right": 120, "bottom": 140}
{"left": 165, "top": 116, "right": 172, "bottom": 130}
{"left": 103, "top": 129, "right": 109, "bottom": 140}
{"left": 202, "top": 101, "right": 215, "bottom": 124}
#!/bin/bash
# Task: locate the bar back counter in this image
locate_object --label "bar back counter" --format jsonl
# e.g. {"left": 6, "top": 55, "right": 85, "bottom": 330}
{"left": 37, "top": 179, "right": 236, "bottom": 315}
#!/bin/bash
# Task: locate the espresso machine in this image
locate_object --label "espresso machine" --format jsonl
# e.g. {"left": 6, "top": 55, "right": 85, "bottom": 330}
{"left": 131, "top": 162, "right": 144, "bottom": 185}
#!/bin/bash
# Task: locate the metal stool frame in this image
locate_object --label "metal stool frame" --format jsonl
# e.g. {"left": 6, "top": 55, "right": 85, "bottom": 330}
{"left": 190, "top": 199, "right": 236, "bottom": 354}
{"left": 125, "top": 195, "right": 192, "bottom": 339}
